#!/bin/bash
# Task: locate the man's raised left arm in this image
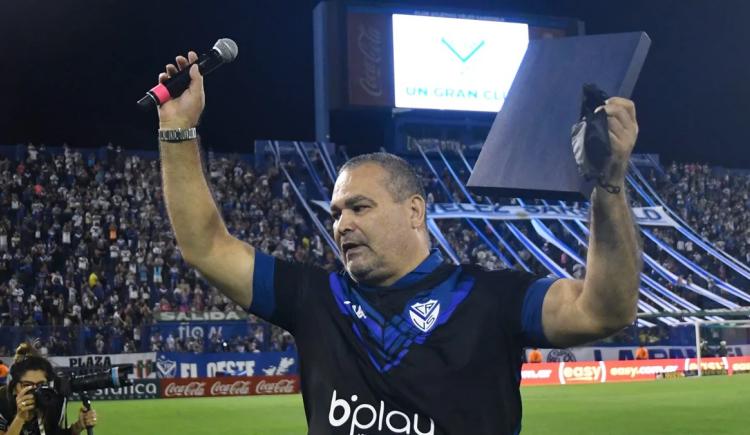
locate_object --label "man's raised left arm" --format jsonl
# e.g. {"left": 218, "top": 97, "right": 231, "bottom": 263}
{"left": 540, "top": 97, "right": 643, "bottom": 348}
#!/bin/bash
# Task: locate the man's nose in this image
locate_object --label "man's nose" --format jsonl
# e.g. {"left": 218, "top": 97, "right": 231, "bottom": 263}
{"left": 336, "top": 210, "right": 356, "bottom": 235}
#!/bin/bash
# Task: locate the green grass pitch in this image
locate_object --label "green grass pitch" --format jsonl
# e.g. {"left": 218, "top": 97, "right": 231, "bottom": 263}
{"left": 68, "top": 375, "right": 749, "bottom": 434}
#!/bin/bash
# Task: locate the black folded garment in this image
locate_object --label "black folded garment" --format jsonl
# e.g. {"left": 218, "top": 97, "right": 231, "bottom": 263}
{"left": 571, "top": 84, "right": 620, "bottom": 194}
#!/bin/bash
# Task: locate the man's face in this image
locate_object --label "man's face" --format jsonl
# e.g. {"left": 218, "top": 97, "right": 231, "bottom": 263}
{"left": 331, "top": 164, "right": 417, "bottom": 285}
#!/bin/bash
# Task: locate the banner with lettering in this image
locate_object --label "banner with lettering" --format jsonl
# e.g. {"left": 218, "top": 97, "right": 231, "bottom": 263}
{"left": 151, "top": 321, "right": 253, "bottom": 348}
{"left": 69, "top": 379, "right": 161, "bottom": 401}
{"left": 160, "top": 375, "right": 300, "bottom": 399}
{"left": 312, "top": 201, "right": 678, "bottom": 227}
{"left": 155, "top": 351, "right": 298, "bottom": 378}
{"left": 521, "top": 356, "right": 750, "bottom": 386}
{"left": 156, "top": 311, "right": 248, "bottom": 322}
{"left": 347, "top": 10, "right": 394, "bottom": 107}
{"left": 526, "top": 345, "right": 750, "bottom": 363}
{"left": 47, "top": 352, "right": 157, "bottom": 379}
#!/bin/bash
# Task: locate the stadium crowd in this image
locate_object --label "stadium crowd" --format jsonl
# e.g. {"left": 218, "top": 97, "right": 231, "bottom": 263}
{"left": 0, "top": 143, "right": 334, "bottom": 356}
{"left": 647, "top": 163, "right": 750, "bottom": 277}
{"left": 1, "top": 143, "right": 749, "bottom": 356}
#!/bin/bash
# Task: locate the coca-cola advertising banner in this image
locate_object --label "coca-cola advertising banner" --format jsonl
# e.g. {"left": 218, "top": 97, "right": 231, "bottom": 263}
{"left": 520, "top": 356, "right": 750, "bottom": 386}
{"left": 160, "top": 375, "right": 300, "bottom": 399}
{"left": 347, "top": 11, "right": 394, "bottom": 107}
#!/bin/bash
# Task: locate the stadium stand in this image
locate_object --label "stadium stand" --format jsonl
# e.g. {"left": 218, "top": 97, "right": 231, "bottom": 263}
{"left": 0, "top": 143, "right": 334, "bottom": 356}
{"left": 1, "top": 141, "right": 749, "bottom": 356}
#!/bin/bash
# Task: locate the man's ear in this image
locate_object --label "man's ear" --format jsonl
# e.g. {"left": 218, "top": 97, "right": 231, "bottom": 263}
{"left": 409, "top": 195, "right": 426, "bottom": 229}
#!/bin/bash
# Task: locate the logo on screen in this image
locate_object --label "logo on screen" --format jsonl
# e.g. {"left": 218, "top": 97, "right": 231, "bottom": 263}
{"left": 441, "top": 38, "right": 485, "bottom": 63}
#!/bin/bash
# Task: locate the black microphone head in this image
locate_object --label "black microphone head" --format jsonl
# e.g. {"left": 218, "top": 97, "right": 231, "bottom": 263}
{"left": 213, "top": 38, "right": 238, "bottom": 63}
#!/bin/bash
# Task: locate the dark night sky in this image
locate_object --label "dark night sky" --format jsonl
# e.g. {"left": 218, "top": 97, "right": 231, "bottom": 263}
{"left": 1, "top": 0, "right": 749, "bottom": 167}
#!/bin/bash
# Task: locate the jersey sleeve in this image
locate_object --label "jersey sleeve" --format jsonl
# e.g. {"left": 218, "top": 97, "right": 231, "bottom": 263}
{"left": 495, "top": 269, "right": 559, "bottom": 349}
{"left": 247, "top": 250, "right": 328, "bottom": 335}
{"left": 520, "top": 276, "right": 559, "bottom": 348}
{"left": 0, "top": 410, "right": 7, "bottom": 432}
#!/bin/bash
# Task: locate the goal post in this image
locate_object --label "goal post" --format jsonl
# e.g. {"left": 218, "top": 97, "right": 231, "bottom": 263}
{"left": 637, "top": 309, "right": 750, "bottom": 377}
{"left": 688, "top": 319, "right": 750, "bottom": 377}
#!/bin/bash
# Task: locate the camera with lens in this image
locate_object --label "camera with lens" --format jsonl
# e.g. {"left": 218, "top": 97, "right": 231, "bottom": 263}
{"left": 32, "top": 364, "right": 134, "bottom": 408}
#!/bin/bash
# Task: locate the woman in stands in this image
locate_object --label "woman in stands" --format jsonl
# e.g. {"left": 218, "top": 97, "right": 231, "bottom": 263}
{"left": 0, "top": 343, "right": 97, "bottom": 435}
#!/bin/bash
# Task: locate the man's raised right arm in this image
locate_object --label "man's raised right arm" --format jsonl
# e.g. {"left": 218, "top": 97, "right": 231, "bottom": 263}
{"left": 157, "top": 51, "right": 254, "bottom": 309}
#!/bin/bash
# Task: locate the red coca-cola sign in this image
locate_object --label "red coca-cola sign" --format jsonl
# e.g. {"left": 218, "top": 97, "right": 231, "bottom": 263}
{"left": 160, "top": 376, "right": 300, "bottom": 399}
{"left": 255, "top": 378, "right": 296, "bottom": 395}
{"left": 210, "top": 380, "right": 252, "bottom": 396}
{"left": 163, "top": 381, "right": 206, "bottom": 398}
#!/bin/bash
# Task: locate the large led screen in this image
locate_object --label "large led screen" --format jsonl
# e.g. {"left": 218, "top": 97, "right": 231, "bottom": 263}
{"left": 393, "top": 14, "right": 529, "bottom": 112}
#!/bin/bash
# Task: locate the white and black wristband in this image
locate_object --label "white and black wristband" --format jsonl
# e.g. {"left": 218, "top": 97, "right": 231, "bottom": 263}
{"left": 158, "top": 127, "right": 197, "bottom": 142}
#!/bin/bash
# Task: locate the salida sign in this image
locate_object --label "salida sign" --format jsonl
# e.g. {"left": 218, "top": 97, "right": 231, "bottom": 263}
{"left": 160, "top": 375, "right": 300, "bottom": 399}
{"left": 156, "top": 311, "right": 248, "bottom": 322}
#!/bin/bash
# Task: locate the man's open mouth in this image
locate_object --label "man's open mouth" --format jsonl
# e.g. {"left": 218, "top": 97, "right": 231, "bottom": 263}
{"left": 342, "top": 242, "right": 365, "bottom": 257}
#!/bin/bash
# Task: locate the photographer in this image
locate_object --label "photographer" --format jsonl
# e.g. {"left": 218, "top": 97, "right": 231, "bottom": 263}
{"left": 0, "top": 344, "right": 97, "bottom": 435}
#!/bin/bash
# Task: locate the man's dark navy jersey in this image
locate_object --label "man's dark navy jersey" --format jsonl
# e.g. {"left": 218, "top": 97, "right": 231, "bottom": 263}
{"left": 249, "top": 249, "right": 556, "bottom": 435}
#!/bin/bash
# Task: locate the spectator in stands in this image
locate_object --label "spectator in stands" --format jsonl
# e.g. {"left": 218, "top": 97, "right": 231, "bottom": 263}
{"left": 0, "top": 360, "right": 8, "bottom": 386}
{"left": 635, "top": 344, "right": 648, "bottom": 360}
{"left": 528, "top": 348, "right": 543, "bottom": 364}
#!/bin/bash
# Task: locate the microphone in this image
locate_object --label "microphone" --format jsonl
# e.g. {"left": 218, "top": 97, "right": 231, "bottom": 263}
{"left": 137, "top": 38, "right": 238, "bottom": 110}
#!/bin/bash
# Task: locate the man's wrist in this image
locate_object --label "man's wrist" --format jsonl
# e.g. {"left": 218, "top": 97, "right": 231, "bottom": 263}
{"left": 159, "top": 118, "right": 196, "bottom": 130}
{"left": 594, "top": 182, "right": 624, "bottom": 195}
{"left": 13, "top": 413, "right": 31, "bottom": 425}
{"left": 593, "top": 161, "right": 626, "bottom": 195}
{"left": 601, "top": 160, "right": 627, "bottom": 184}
